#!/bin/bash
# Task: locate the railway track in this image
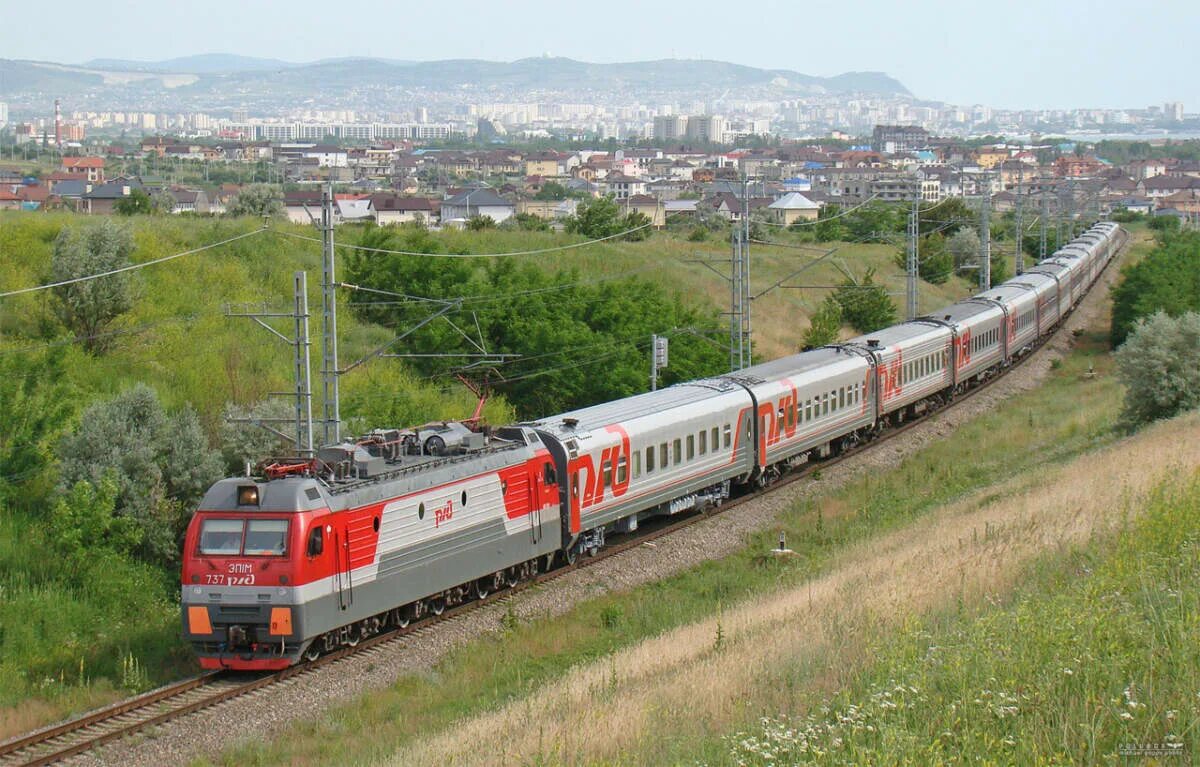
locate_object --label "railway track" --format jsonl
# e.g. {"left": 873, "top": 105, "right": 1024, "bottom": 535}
{"left": 0, "top": 239, "right": 1124, "bottom": 766}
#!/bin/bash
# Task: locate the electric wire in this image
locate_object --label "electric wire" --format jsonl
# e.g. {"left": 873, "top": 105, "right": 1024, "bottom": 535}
{"left": 0, "top": 228, "right": 268, "bottom": 299}
{"left": 273, "top": 221, "right": 653, "bottom": 258}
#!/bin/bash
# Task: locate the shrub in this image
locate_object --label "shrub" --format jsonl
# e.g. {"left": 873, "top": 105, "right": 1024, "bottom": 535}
{"left": 833, "top": 269, "right": 897, "bottom": 333}
{"left": 57, "top": 384, "right": 223, "bottom": 567}
{"left": 50, "top": 220, "right": 135, "bottom": 353}
{"left": 1113, "top": 311, "right": 1200, "bottom": 427}
{"left": 802, "top": 296, "right": 842, "bottom": 349}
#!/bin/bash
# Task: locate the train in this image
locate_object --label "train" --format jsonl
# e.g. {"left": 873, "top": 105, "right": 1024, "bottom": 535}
{"left": 181, "top": 221, "right": 1125, "bottom": 670}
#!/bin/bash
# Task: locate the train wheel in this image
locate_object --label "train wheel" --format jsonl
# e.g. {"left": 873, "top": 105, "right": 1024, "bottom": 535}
{"left": 303, "top": 643, "right": 321, "bottom": 662}
{"left": 476, "top": 578, "right": 490, "bottom": 600}
{"left": 505, "top": 568, "right": 519, "bottom": 588}
{"left": 430, "top": 597, "right": 446, "bottom": 616}
{"left": 346, "top": 628, "right": 360, "bottom": 648}
{"left": 563, "top": 547, "right": 578, "bottom": 566}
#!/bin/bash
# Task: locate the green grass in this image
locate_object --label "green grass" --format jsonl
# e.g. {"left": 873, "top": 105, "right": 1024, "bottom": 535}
{"left": 201, "top": 264, "right": 1123, "bottom": 766}
{"left": 0, "top": 213, "right": 513, "bottom": 432}
{"left": 713, "top": 470, "right": 1200, "bottom": 765}
{"left": 0, "top": 507, "right": 189, "bottom": 736}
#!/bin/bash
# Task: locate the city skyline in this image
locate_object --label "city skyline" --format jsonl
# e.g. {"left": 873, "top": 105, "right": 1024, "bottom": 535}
{"left": 0, "top": 0, "right": 1196, "bottom": 111}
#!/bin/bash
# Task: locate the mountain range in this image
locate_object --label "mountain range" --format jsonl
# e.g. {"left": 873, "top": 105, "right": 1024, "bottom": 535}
{"left": 0, "top": 54, "right": 911, "bottom": 106}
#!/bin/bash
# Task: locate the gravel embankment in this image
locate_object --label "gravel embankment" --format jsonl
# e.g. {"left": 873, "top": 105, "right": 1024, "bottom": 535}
{"left": 75, "top": 254, "right": 1122, "bottom": 767}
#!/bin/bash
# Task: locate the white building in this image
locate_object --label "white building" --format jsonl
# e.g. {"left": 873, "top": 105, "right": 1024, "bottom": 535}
{"left": 653, "top": 115, "right": 687, "bottom": 141}
{"left": 686, "top": 114, "right": 727, "bottom": 145}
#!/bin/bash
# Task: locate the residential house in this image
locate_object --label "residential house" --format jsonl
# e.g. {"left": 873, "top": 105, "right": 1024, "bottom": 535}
{"left": 282, "top": 190, "right": 324, "bottom": 224}
{"left": 1141, "top": 175, "right": 1200, "bottom": 198}
{"left": 664, "top": 199, "right": 698, "bottom": 218}
{"left": 710, "top": 192, "right": 773, "bottom": 221}
{"left": 164, "top": 187, "right": 210, "bottom": 214}
{"left": 622, "top": 195, "right": 666, "bottom": 227}
{"left": 523, "top": 152, "right": 562, "bottom": 178}
{"left": 517, "top": 198, "right": 578, "bottom": 220}
{"left": 602, "top": 173, "right": 647, "bottom": 200}
{"left": 370, "top": 194, "right": 435, "bottom": 225}
{"left": 1128, "top": 159, "right": 1168, "bottom": 180}
{"left": 973, "top": 147, "right": 1010, "bottom": 169}
{"left": 82, "top": 177, "right": 144, "bottom": 214}
{"left": 767, "top": 192, "right": 822, "bottom": 225}
{"left": 1157, "top": 189, "right": 1200, "bottom": 214}
{"left": 440, "top": 188, "right": 514, "bottom": 223}
{"left": 1053, "top": 155, "right": 1104, "bottom": 177}
{"left": 0, "top": 186, "right": 21, "bottom": 210}
{"left": 1166, "top": 160, "right": 1200, "bottom": 179}
{"left": 62, "top": 156, "right": 105, "bottom": 183}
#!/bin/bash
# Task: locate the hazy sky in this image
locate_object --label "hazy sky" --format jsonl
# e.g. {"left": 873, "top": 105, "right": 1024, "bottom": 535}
{"left": 3, "top": 0, "right": 1195, "bottom": 110}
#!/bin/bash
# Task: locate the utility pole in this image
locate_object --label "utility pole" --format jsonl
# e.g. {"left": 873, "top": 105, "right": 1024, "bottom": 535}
{"left": 979, "top": 172, "right": 991, "bottom": 291}
{"left": 729, "top": 222, "right": 741, "bottom": 372}
{"left": 224, "top": 271, "right": 316, "bottom": 457}
{"left": 1039, "top": 178, "right": 1049, "bottom": 259}
{"left": 741, "top": 175, "right": 752, "bottom": 369}
{"left": 1014, "top": 162, "right": 1025, "bottom": 275}
{"left": 293, "top": 272, "right": 315, "bottom": 457}
{"left": 905, "top": 182, "right": 920, "bottom": 319}
{"left": 729, "top": 176, "right": 752, "bottom": 371}
{"left": 1065, "top": 176, "right": 1076, "bottom": 241}
{"left": 320, "top": 182, "right": 341, "bottom": 445}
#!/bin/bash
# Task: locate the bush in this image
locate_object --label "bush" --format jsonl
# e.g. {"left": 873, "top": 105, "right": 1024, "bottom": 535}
{"left": 226, "top": 184, "right": 284, "bottom": 218}
{"left": 466, "top": 214, "right": 496, "bottom": 231}
{"left": 833, "top": 269, "right": 897, "bottom": 333}
{"left": 802, "top": 296, "right": 842, "bottom": 349}
{"left": 51, "top": 220, "right": 135, "bottom": 353}
{"left": 57, "top": 384, "right": 223, "bottom": 567}
{"left": 1113, "top": 311, "right": 1200, "bottom": 427}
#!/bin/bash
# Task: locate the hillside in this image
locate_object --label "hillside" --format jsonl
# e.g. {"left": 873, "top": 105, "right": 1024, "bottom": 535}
{"left": 0, "top": 56, "right": 910, "bottom": 101}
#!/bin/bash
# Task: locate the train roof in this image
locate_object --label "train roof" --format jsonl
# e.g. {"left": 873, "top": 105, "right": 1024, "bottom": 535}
{"left": 729, "top": 346, "right": 867, "bottom": 383}
{"left": 845, "top": 319, "right": 949, "bottom": 349}
{"left": 527, "top": 377, "right": 745, "bottom": 436}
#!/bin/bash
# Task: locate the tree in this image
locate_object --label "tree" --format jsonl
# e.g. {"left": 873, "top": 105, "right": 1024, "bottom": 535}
{"left": 802, "top": 295, "right": 842, "bottom": 349}
{"left": 833, "top": 268, "right": 897, "bottom": 333}
{"left": 51, "top": 220, "right": 135, "bottom": 353}
{"left": 1114, "top": 311, "right": 1200, "bottom": 427}
{"left": 0, "top": 350, "right": 76, "bottom": 505}
{"left": 564, "top": 195, "right": 625, "bottom": 238}
{"left": 113, "top": 188, "right": 153, "bottom": 216}
{"left": 226, "top": 183, "right": 284, "bottom": 218}
{"left": 58, "top": 385, "right": 222, "bottom": 567}
{"left": 466, "top": 214, "right": 496, "bottom": 231}
{"left": 621, "top": 209, "right": 652, "bottom": 241}
{"left": 813, "top": 205, "right": 849, "bottom": 242}
{"left": 49, "top": 476, "right": 142, "bottom": 560}
{"left": 947, "top": 227, "right": 981, "bottom": 270}
{"left": 1111, "top": 229, "right": 1200, "bottom": 345}
{"left": 896, "top": 233, "right": 954, "bottom": 285}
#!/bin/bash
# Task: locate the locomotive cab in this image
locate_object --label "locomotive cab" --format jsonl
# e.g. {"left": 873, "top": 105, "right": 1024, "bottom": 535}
{"left": 182, "top": 477, "right": 326, "bottom": 670}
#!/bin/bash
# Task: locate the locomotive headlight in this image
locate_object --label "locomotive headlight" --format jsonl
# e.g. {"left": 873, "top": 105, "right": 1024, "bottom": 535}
{"left": 237, "top": 485, "right": 260, "bottom": 507}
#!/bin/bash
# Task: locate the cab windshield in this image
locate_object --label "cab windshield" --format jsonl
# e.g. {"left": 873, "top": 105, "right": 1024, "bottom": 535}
{"left": 198, "top": 518, "right": 289, "bottom": 556}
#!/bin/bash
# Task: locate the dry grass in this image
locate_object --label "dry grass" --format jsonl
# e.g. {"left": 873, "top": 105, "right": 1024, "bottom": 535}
{"left": 386, "top": 410, "right": 1200, "bottom": 767}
